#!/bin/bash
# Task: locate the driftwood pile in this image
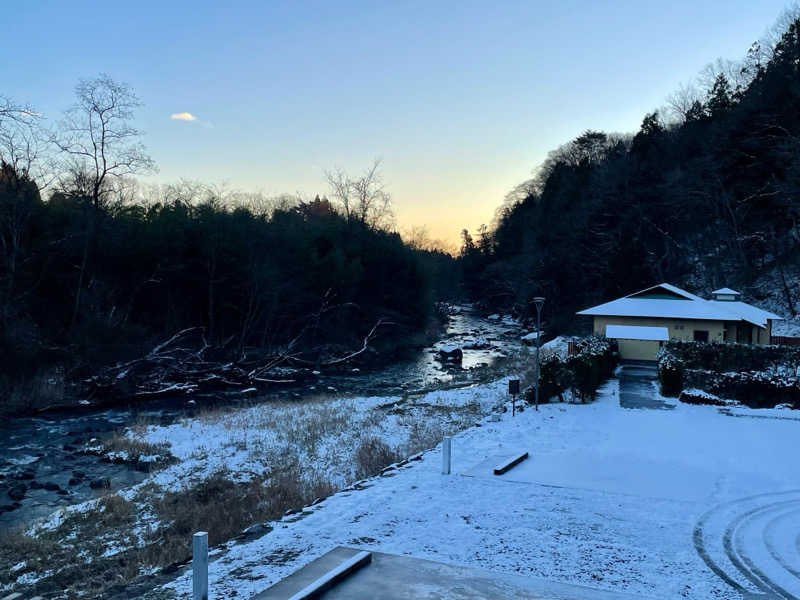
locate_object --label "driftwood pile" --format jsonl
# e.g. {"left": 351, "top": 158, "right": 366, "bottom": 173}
{"left": 82, "top": 321, "right": 384, "bottom": 401}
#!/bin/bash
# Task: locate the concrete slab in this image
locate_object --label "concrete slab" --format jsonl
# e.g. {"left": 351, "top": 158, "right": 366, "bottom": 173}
{"left": 464, "top": 453, "right": 716, "bottom": 503}
{"left": 254, "top": 547, "right": 656, "bottom": 599}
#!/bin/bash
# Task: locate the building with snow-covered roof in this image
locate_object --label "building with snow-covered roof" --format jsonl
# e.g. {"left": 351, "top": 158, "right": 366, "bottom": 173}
{"left": 576, "top": 283, "right": 783, "bottom": 361}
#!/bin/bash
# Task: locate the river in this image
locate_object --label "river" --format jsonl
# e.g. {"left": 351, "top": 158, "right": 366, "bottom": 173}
{"left": 0, "top": 306, "right": 529, "bottom": 530}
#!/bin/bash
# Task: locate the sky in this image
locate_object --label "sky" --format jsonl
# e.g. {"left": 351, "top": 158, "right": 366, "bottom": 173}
{"left": 2, "top": 0, "right": 793, "bottom": 246}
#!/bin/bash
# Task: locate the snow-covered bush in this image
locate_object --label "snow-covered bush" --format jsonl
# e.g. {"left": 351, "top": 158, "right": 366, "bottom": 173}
{"left": 529, "top": 336, "right": 618, "bottom": 403}
{"left": 683, "top": 368, "right": 799, "bottom": 409}
{"left": 657, "top": 351, "right": 684, "bottom": 397}
{"left": 659, "top": 341, "right": 800, "bottom": 408}
{"left": 662, "top": 340, "right": 800, "bottom": 372}
{"left": 678, "top": 388, "right": 728, "bottom": 407}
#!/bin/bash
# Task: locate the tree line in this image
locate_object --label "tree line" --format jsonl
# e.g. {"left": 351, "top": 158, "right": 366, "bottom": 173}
{"left": 461, "top": 12, "right": 800, "bottom": 333}
{"left": 0, "top": 77, "right": 456, "bottom": 414}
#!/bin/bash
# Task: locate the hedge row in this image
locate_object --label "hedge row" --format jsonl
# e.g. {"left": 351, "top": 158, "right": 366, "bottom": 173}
{"left": 527, "top": 337, "right": 618, "bottom": 404}
{"left": 658, "top": 341, "right": 800, "bottom": 409}
{"left": 660, "top": 340, "right": 800, "bottom": 372}
{"left": 682, "top": 368, "right": 800, "bottom": 409}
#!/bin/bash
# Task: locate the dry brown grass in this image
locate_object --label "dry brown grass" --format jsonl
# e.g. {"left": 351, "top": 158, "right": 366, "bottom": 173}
{"left": 182, "top": 396, "right": 366, "bottom": 459}
{"left": 0, "top": 528, "right": 60, "bottom": 587}
{"left": 102, "top": 432, "right": 175, "bottom": 471}
{"left": 1, "top": 462, "right": 336, "bottom": 599}
{"left": 0, "top": 493, "right": 140, "bottom": 597}
{"left": 144, "top": 464, "right": 335, "bottom": 569}
{"left": 127, "top": 413, "right": 166, "bottom": 435}
{"left": 99, "top": 492, "right": 137, "bottom": 527}
{"left": 354, "top": 437, "right": 401, "bottom": 479}
{"left": 404, "top": 419, "right": 447, "bottom": 455}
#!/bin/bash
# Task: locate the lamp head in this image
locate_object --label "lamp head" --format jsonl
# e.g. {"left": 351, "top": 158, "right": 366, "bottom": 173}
{"left": 533, "top": 296, "right": 545, "bottom": 310}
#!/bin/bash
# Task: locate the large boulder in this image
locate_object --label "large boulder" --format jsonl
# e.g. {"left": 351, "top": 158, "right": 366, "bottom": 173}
{"left": 438, "top": 346, "right": 463, "bottom": 363}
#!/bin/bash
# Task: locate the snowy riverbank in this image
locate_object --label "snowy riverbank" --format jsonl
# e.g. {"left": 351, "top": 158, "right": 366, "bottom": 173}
{"left": 6, "top": 360, "right": 800, "bottom": 599}
{"left": 153, "top": 376, "right": 799, "bottom": 600}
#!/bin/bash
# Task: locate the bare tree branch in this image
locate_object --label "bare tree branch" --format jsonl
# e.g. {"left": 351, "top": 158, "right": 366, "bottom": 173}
{"left": 52, "top": 74, "right": 156, "bottom": 210}
{"left": 325, "top": 158, "right": 394, "bottom": 229}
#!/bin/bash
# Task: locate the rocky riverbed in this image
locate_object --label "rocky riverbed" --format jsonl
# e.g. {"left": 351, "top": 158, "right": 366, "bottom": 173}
{"left": 0, "top": 305, "right": 530, "bottom": 531}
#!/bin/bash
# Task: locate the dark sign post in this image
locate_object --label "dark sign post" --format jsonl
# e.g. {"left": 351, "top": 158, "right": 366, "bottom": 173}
{"left": 508, "top": 379, "right": 520, "bottom": 416}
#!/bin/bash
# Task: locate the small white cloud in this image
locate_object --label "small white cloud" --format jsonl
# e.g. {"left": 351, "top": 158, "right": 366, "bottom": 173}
{"left": 171, "top": 112, "right": 197, "bottom": 121}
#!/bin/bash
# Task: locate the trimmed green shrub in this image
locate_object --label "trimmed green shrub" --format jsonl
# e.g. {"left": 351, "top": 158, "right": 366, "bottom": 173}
{"left": 683, "top": 369, "right": 800, "bottom": 409}
{"left": 658, "top": 351, "right": 684, "bottom": 397}
{"left": 527, "top": 337, "right": 618, "bottom": 403}
{"left": 662, "top": 340, "right": 800, "bottom": 372}
{"left": 659, "top": 341, "right": 800, "bottom": 408}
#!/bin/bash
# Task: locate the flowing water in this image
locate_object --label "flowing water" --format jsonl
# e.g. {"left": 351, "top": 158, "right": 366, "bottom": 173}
{"left": 0, "top": 306, "right": 529, "bottom": 530}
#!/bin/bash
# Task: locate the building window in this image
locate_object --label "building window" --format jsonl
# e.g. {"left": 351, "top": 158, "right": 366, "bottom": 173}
{"left": 693, "top": 330, "right": 709, "bottom": 342}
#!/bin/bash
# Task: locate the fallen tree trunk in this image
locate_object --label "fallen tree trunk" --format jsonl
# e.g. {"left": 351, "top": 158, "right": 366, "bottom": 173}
{"left": 81, "top": 321, "right": 387, "bottom": 402}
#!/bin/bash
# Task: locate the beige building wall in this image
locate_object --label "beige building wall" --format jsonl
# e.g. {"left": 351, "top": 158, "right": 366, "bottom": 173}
{"left": 753, "top": 320, "right": 773, "bottom": 344}
{"left": 725, "top": 321, "right": 772, "bottom": 344}
{"left": 592, "top": 315, "right": 725, "bottom": 342}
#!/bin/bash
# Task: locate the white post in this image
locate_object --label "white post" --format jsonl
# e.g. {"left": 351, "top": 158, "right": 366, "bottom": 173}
{"left": 193, "top": 531, "right": 209, "bottom": 600}
{"left": 442, "top": 436, "right": 451, "bottom": 475}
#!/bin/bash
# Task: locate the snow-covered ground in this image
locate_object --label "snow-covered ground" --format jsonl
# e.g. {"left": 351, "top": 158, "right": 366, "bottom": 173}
{"left": 137, "top": 385, "right": 508, "bottom": 494}
{"left": 152, "top": 377, "right": 799, "bottom": 599}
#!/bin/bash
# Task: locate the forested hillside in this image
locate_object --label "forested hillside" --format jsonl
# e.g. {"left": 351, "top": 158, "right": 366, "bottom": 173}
{"left": 462, "top": 15, "right": 800, "bottom": 334}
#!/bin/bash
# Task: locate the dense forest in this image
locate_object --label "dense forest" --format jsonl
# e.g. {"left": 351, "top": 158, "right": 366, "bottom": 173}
{"left": 461, "top": 14, "right": 800, "bottom": 334}
{"left": 0, "top": 82, "right": 456, "bottom": 415}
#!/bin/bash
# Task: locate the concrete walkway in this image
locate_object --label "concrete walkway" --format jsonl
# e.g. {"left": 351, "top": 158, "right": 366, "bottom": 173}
{"left": 617, "top": 362, "right": 673, "bottom": 410}
{"left": 254, "top": 546, "right": 657, "bottom": 599}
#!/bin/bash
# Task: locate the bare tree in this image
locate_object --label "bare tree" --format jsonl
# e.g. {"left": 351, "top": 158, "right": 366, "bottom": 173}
{"left": 665, "top": 82, "right": 702, "bottom": 123}
{"left": 404, "top": 225, "right": 452, "bottom": 253}
{"left": 53, "top": 74, "right": 155, "bottom": 210}
{"left": 52, "top": 74, "right": 155, "bottom": 329}
{"left": 0, "top": 95, "right": 37, "bottom": 127}
{"left": 0, "top": 95, "right": 53, "bottom": 186}
{"left": 762, "top": 3, "right": 800, "bottom": 58}
{"left": 325, "top": 159, "right": 394, "bottom": 229}
{"left": 697, "top": 58, "right": 754, "bottom": 98}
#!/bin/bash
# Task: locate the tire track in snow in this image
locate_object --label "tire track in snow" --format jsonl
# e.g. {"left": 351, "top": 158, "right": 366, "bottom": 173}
{"left": 693, "top": 490, "right": 800, "bottom": 598}
{"left": 725, "top": 499, "right": 800, "bottom": 599}
{"left": 764, "top": 507, "right": 800, "bottom": 581}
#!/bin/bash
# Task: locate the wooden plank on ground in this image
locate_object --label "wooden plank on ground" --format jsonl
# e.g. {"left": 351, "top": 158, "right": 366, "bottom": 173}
{"left": 493, "top": 452, "right": 529, "bottom": 475}
{"left": 288, "top": 551, "right": 372, "bottom": 600}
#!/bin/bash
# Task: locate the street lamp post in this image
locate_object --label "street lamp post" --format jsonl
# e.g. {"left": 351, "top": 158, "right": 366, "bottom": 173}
{"left": 533, "top": 297, "right": 545, "bottom": 411}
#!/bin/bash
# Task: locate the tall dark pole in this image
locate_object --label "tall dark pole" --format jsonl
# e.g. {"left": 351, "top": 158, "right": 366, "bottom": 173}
{"left": 533, "top": 297, "right": 545, "bottom": 411}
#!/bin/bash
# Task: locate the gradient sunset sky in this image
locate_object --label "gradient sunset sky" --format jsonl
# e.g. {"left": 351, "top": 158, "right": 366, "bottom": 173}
{"left": 4, "top": 0, "right": 791, "bottom": 245}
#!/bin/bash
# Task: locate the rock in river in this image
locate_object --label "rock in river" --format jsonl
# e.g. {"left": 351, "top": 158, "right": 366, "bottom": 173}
{"left": 89, "top": 478, "right": 111, "bottom": 490}
{"left": 8, "top": 484, "right": 27, "bottom": 501}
